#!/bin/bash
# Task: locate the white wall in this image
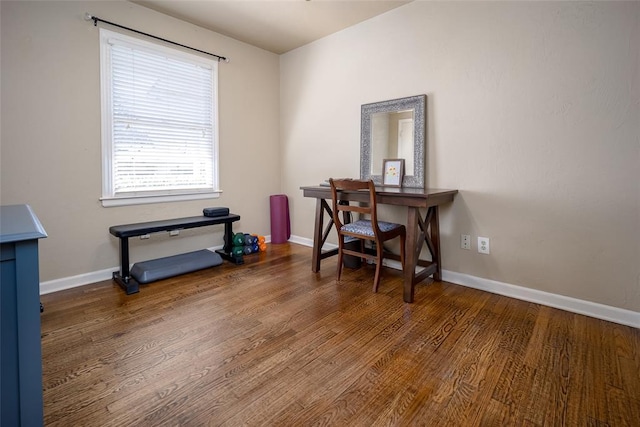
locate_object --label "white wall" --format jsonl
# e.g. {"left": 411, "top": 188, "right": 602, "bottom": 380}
{"left": 1, "top": 1, "right": 280, "bottom": 281}
{"left": 281, "top": 1, "right": 640, "bottom": 312}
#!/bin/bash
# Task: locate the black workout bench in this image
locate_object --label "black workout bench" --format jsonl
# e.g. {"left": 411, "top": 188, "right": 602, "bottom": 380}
{"left": 109, "top": 214, "right": 241, "bottom": 295}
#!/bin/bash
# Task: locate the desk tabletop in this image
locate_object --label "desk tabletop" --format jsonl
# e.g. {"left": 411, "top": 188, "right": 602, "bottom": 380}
{"left": 300, "top": 185, "right": 458, "bottom": 208}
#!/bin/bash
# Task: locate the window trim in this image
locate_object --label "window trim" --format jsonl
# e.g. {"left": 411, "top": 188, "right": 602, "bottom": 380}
{"left": 99, "top": 28, "right": 220, "bottom": 207}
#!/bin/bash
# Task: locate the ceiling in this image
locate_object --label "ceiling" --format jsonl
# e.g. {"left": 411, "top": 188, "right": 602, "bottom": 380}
{"left": 132, "top": 0, "right": 411, "bottom": 54}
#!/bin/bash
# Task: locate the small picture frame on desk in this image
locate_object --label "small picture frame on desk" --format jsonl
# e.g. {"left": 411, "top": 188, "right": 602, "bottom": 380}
{"left": 382, "top": 159, "right": 405, "bottom": 187}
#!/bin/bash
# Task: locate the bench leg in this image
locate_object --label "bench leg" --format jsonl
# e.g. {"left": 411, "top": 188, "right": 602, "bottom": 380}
{"left": 112, "top": 237, "right": 140, "bottom": 294}
{"left": 113, "top": 272, "right": 139, "bottom": 295}
{"left": 223, "top": 222, "right": 233, "bottom": 253}
{"left": 215, "top": 222, "right": 244, "bottom": 265}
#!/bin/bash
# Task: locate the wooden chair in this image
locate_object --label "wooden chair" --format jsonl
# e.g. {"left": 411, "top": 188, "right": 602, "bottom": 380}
{"left": 329, "top": 178, "right": 406, "bottom": 292}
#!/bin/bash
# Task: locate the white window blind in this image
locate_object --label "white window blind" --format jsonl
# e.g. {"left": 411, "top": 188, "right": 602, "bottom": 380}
{"left": 100, "top": 29, "right": 219, "bottom": 206}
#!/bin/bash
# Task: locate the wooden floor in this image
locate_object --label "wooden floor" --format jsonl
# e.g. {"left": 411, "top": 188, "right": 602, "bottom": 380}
{"left": 40, "top": 243, "right": 639, "bottom": 426}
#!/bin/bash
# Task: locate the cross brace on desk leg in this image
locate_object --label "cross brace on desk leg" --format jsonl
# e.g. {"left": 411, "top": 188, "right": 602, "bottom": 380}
{"left": 312, "top": 198, "right": 335, "bottom": 272}
{"left": 403, "top": 206, "right": 441, "bottom": 303}
{"left": 312, "top": 199, "right": 353, "bottom": 272}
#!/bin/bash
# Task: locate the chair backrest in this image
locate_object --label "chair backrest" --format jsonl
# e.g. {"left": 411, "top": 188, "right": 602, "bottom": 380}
{"left": 329, "top": 178, "right": 380, "bottom": 236}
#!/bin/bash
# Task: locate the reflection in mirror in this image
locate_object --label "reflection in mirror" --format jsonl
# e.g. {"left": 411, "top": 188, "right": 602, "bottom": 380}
{"left": 361, "top": 95, "right": 426, "bottom": 188}
{"left": 370, "top": 110, "right": 414, "bottom": 176}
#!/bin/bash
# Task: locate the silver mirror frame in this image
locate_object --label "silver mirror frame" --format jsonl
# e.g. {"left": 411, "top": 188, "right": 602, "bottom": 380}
{"left": 360, "top": 94, "right": 426, "bottom": 188}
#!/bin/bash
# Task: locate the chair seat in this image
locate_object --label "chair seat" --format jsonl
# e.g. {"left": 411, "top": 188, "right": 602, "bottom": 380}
{"left": 341, "top": 219, "right": 403, "bottom": 237}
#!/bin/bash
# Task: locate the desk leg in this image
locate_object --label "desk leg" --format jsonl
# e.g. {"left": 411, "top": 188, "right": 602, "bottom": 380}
{"left": 311, "top": 198, "right": 325, "bottom": 272}
{"left": 430, "top": 206, "right": 442, "bottom": 281}
{"left": 403, "top": 206, "right": 443, "bottom": 302}
{"left": 403, "top": 207, "right": 420, "bottom": 303}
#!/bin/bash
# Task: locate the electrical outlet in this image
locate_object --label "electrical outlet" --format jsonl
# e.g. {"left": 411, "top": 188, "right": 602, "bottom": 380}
{"left": 139, "top": 234, "right": 150, "bottom": 240}
{"left": 169, "top": 230, "right": 180, "bottom": 236}
{"left": 478, "top": 237, "right": 490, "bottom": 254}
{"left": 461, "top": 234, "right": 471, "bottom": 250}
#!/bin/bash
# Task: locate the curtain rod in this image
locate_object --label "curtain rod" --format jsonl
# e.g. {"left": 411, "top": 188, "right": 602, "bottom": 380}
{"left": 85, "top": 13, "right": 230, "bottom": 63}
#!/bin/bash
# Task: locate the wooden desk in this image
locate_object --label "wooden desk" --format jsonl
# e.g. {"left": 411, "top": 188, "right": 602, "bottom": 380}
{"left": 301, "top": 185, "right": 457, "bottom": 303}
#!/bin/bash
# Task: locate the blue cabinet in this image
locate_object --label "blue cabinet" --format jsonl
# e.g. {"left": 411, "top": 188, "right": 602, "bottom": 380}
{"left": 1, "top": 205, "right": 47, "bottom": 426}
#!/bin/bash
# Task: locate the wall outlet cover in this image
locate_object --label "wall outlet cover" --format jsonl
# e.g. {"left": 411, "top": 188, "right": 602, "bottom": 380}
{"left": 478, "top": 237, "right": 490, "bottom": 254}
{"left": 461, "top": 234, "right": 471, "bottom": 250}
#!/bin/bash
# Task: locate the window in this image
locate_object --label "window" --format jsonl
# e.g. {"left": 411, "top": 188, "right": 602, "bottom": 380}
{"left": 99, "top": 29, "right": 219, "bottom": 207}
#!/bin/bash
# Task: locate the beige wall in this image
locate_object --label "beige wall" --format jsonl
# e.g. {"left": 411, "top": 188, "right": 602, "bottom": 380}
{"left": 2, "top": 1, "right": 638, "bottom": 314}
{"left": 281, "top": 1, "right": 640, "bottom": 312}
{"left": 1, "top": 1, "right": 280, "bottom": 281}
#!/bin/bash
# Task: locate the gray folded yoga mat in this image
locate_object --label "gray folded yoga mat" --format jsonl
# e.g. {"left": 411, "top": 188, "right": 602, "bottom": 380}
{"left": 130, "top": 249, "right": 223, "bottom": 284}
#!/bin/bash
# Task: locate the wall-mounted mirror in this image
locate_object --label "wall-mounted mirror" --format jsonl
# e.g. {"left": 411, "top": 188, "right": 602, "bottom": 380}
{"left": 360, "top": 95, "right": 426, "bottom": 188}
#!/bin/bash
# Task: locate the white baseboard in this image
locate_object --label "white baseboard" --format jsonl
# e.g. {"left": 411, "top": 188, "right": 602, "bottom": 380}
{"left": 40, "top": 236, "right": 639, "bottom": 328}
{"left": 441, "top": 270, "right": 639, "bottom": 329}
{"left": 287, "top": 235, "right": 319, "bottom": 247}
{"left": 40, "top": 267, "right": 116, "bottom": 295}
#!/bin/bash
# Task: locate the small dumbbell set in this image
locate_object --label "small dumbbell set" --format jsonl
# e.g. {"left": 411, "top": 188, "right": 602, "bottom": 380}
{"left": 231, "top": 232, "right": 267, "bottom": 257}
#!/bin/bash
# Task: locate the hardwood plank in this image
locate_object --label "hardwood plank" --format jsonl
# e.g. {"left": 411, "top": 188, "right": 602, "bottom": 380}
{"left": 40, "top": 243, "right": 640, "bottom": 426}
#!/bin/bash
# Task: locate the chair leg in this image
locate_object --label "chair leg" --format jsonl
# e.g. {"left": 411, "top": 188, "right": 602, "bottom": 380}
{"left": 336, "top": 237, "right": 344, "bottom": 282}
{"left": 372, "top": 244, "right": 383, "bottom": 293}
{"left": 400, "top": 232, "right": 406, "bottom": 269}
